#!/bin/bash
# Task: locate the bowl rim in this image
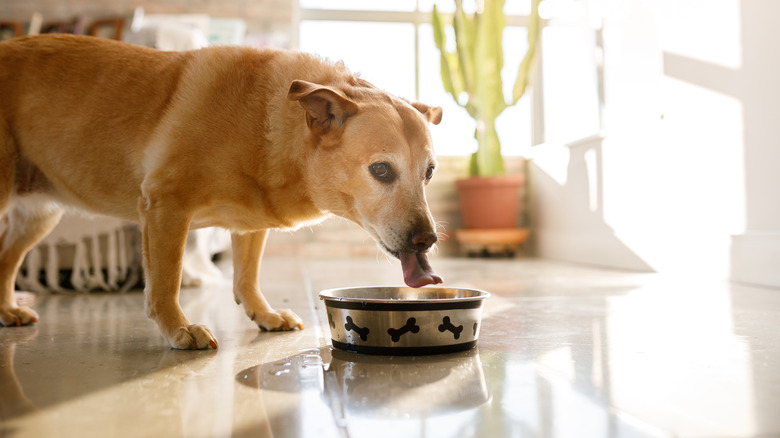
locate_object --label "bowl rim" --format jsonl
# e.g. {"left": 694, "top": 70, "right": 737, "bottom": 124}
{"left": 318, "top": 285, "right": 490, "bottom": 305}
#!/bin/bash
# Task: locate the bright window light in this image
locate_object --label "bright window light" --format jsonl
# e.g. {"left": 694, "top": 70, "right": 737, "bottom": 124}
{"left": 298, "top": 0, "right": 604, "bottom": 155}
{"left": 298, "top": 21, "right": 416, "bottom": 99}
{"left": 542, "top": 24, "right": 601, "bottom": 145}
{"left": 299, "top": 0, "right": 416, "bottom": 12}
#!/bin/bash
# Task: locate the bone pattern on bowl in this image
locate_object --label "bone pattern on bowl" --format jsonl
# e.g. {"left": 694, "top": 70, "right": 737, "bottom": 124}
{"left": 326, "top": 308, "right": 482, "bottom": 347}
{"left": 437, "top": 316, "right": 463, "bottom": 340}
{"left": 387, "top": 317, "right": 420, "bottom": 342}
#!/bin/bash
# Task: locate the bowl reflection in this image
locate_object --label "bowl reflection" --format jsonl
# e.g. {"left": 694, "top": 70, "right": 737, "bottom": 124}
{"left": 236, "top": 347, "right": 490, "bottom": 418}
{"left": 325, "top": 348, "right": 490, "bottom": 418}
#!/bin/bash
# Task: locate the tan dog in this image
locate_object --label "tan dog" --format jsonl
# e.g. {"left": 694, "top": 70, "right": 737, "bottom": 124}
{"left": 0, "top": 34, "right": 443, "bottom": 349}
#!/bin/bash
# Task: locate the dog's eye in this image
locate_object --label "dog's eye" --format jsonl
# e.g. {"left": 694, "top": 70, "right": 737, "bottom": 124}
{"left": 369, "top": 162, "right": 394, "bottom": 183}
{"left": 425, "top": 166, "right": 435, "bottom": 183}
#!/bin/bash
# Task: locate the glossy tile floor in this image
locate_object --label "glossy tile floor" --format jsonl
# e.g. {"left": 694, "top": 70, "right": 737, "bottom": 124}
{"left": 1, "top": 257, "right": 779, "bottom": 438}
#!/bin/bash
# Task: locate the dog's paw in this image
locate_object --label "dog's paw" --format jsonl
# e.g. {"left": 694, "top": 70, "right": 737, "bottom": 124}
{"left": 0, "top": 305, "right": 39, "bottom": 327}
{"left": 253, "top": 309, "right": 304, "bottom": 331}
{"left": 168, "top": 324, "right": 219, "bottom": 350}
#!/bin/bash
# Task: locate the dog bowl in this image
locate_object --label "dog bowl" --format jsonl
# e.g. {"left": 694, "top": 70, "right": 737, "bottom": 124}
{"left": 319, "top": 286, "right": 490, "bottom": 355}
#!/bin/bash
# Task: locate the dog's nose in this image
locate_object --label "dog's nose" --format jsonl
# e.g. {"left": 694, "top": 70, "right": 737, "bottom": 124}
{"left": 409, "top": 229, "right": 438, "bottom": 252}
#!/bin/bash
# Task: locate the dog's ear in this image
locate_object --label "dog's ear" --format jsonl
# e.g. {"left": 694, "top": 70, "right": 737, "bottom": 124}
{"left": 288, "top": 80, "right": 358, "bottom": 132}
{"left": 411, "top": 102, "right": 443, "bottom": 125}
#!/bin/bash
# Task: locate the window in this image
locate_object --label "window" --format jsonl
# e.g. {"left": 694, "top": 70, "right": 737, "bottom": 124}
{"left": 539, "top": 0, "right": 604, "bottom": 145}
{"left": 296, "top": 0, "right": 603, "bottom": 155}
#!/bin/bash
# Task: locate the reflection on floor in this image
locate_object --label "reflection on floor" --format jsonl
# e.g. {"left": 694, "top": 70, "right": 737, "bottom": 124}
{"left": 1, "top": 257, "right": 778, "bottom": 438}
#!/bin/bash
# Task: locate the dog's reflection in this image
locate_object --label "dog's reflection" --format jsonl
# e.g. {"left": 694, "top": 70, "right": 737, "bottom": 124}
{"left": 0, "top": 325, "right": 38, "bottom": 422}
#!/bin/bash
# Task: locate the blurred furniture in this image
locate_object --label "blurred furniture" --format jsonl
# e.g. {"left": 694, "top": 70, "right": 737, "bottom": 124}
{"left": 40, "top": 16, "right": 85, "bottom": 35}
{"left": 0, "top": 21, "right": 24, "bottom": 39}
{"left": 87, "top": 17, "right": 125, "bottom": 40}
{"left": 0, "top": 13, "right": 41, "bottom": 41}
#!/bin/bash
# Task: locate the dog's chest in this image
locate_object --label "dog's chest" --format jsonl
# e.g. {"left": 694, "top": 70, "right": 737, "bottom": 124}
{"left": 190, "top": 200, "right": 325, "bottom": 232}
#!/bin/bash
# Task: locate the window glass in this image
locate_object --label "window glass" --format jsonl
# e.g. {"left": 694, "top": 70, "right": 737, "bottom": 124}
{"left": 541, "top": 25, "right": 601, "bottom": 144}
{"left": 418, "top": 0, "right": 477, "bottom": 14}
{"left": 298, "top": 21, "right": 416, "bottom": 99}
{"left": 299, "top": 0, "right": 416, "bottom": 12}
{"left": 418, "top": 0, "right": 531, "bottom": 15}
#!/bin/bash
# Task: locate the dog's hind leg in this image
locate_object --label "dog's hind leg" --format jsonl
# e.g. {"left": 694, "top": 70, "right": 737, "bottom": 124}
{"left": 231, "top": 230, "right": 304, "bottom": 331}
{"left": 0, "top": 202, "right": 63, "bottom": 326}
{"left": 1, "top": 133, "right": 65, "bottom": 326}
{"left": 0, "top": 124, "right": 62, "bottom": 326}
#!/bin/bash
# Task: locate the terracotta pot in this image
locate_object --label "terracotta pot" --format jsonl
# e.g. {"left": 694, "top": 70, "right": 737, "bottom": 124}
{"left": 455, "top": 174, "right": 524, "bottom": 229}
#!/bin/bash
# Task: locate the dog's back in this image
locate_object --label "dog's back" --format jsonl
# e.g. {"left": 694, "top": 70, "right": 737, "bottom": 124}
{"left": 0, "top": 35, "right": 364, "bottom": 219}
{"left": 1, "top": 35, "right": 190, "bottom": 217}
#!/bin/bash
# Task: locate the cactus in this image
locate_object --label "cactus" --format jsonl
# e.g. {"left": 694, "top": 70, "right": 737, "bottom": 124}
{"left": 432, "top": 0, "right": 543, "bottom": 177}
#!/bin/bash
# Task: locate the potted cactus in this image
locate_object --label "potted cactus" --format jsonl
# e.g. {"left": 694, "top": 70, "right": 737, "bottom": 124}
{"left": 432, "top": 0, "right": 543, "bottom": 231}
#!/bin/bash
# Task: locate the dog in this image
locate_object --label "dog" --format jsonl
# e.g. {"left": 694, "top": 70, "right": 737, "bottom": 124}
{"left": 0, "top": 34, "right": 443, "bottom": 349}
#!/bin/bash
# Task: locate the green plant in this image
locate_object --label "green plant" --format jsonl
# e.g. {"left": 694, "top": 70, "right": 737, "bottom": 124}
{"left": 432, "top": 0, "right": 543, "bottom": 177}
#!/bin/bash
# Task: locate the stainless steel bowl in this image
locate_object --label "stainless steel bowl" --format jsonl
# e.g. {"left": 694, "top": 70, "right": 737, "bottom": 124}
{"left": 319, "top": 286, "right": 490, "bottom": 355}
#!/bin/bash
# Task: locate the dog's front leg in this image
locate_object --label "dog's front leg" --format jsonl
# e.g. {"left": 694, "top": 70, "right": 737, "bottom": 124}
{"left": 231, "top": 230, "right": 304, "bottom": 331}
{"left": 140, "top": 198, "right": 218, "bottom": 350}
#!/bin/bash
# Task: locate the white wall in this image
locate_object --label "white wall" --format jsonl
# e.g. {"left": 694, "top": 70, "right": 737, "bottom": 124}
{"left": 730, "top": 0, "right": 780, "bottom": 288}
{"left": 531, "top": 0, "right": 779, "bottom": 287}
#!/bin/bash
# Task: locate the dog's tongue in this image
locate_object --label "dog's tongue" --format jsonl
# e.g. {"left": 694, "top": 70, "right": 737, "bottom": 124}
{"left": 400, "top": 252, "right": 443, "bottom": 288}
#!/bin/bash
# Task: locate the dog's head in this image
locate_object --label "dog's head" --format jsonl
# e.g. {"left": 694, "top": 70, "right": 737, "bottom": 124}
{"left": 288, "top": 79, "right": 443, "bottom": 287}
